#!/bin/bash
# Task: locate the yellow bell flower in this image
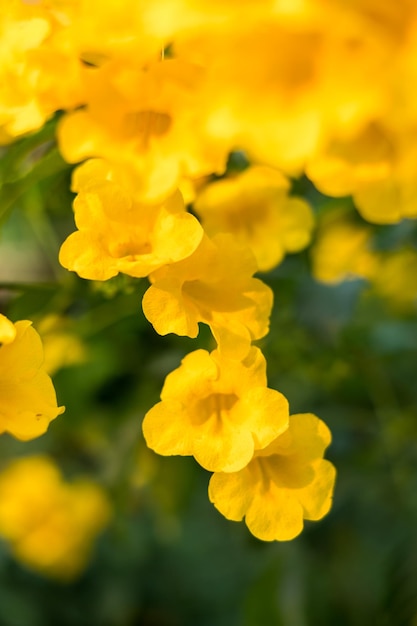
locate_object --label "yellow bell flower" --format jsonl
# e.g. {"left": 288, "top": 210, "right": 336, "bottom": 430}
{"left": 58, "top": 57, "right": 228, "bottom": 203}
{"left": 59, "top": 159, "right": 204, "bottom": 280}
{"left": 194, "top": 166, "right": 314, "bottom": 272}
{"left": 0, "top": 3, "right": 50, "bottom": 138}
{"left": 209, "top": 413, "right": 336, "bottom": 541}
{"left": 0, "top": 455, "right": 111, "bottom": 580}
{"left": 0, "top": 0, "right": 85, "bottom": 140}
{"left": 307, "top": 123, "right": 417, "bottom": 224}
{"left": 142, "top": 347, "right": 289, "bottom": 473}
{"left": 142, "top": 234, "right": 273, "bottom": 359}
{"left": 310, "top": 213, "right": 377, "bottom": 284}
{"left": 371, "top": 248, "right": 417, "bottom": 310}
{"left": 0, "top": 315, "right": 64, "bottom": 441}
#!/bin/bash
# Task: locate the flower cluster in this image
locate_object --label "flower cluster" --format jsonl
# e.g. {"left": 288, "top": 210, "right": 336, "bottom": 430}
{"left": 3, "top": 1, "right": 417, "bottom": 224}
{"left": 194, "top": 166, "right": 314, "bottom": 273}
{"left": 0, "top": 455, "right": 110, "bottom": 580}
{"left": 311, "top": 211, "right": 417, "bottom": 311}
{"left": 13, "top": 0, "right": 417, "bottom": 542}
{"left": 209, "top": 413, "right": 336, "bottom": 541}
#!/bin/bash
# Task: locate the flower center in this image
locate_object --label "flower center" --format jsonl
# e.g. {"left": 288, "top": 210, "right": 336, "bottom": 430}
{"left": 123, "top": 110, "right": 172, "bottom": 148}
{"left": 194, "top": 393, "right": 238, "bottom": 426}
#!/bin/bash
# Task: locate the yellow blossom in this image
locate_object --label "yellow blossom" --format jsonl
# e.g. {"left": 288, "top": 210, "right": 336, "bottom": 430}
{"left": 0, "top": 313, "right": 17, "bottom": 344}
{"left": 209, "top": 413, "right": 336, "bottom": 541}
{"left": 310, "top": 213, "right": 376, "bottom": 284}
{"left": 306, "top": 123, "right": 392, "bottom": 199}
{"left": 371, "top": 248, "right": 417, "bottom": 310}
{"left": 0, "top": 315, "right": 64, "bottom": 441}
{"left": 0, "top": 3, "right": 50, "bottom": 138}
{"left": 0, "top": 455, "right": 111, "bottom": 580}
{"left": 58, "top": 57, "right": 228, "bottom": 202}
{"left": 0, "top": 0, "right": 85, "bottom": 140}
{"left": 306, "top": 123, "right": 417, "bottom": 224}
{"left": 194, "top": 165, "right": 314, "bottom": 272}
{"left": 177, "top": 3, "right": 389, "bottom": 176}
{"left": 59, "top": 158, "right": 204, "bottom": 280}
{"left": 143, "top": 347, "right": 289, "bottom": 473}
{"left": 142, "top": 234, "right": 273, "bottom": 359}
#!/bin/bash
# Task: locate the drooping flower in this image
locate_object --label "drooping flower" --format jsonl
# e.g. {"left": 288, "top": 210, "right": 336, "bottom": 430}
{"left": 142, "top": 233, "right": 273, "bottom": 359}
{"left": 58, "top": 56, "right": 229, "bottom": 202}
{"left": 0, "top": 315, "right": 64, "bottom": 441}
{"left": 209, "top": 413, "right": 336, "bottom": 541}
{"left": 142, "top": 347, "right": 289, "bottom": 473}
{"left": 59, "top": 158, "right": 204, "bottom": 280}
{"left": 194, "top": 165, "right": 314, "bottom": 272}
{"left": 0, "top": 455, "right": 111, "bottom": 580}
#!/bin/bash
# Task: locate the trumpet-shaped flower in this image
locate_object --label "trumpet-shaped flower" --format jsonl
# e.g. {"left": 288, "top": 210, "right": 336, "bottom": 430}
{"left": 209, "top": 413, "right": 336, "bottom": 541}
{"left": 59, "top": 159, "right": 204, "bottom": 280}
{"left": 194, "top": 165, "right": 314, "bottom": 272}
{"left": 0, "top": 315, "right": 64, "bottom": 441}
{"left": 142, "top": 234, "right": 273, "bottom": 359}
{"left": 58, "top": 57, "right": 229, "bottom": 202}
{"left": 0, "top": 455, "right": 111, "bottom": 580}
{"left": 307, "top": 123, "right": 417, "bottom": 224}
{"left": 142, "top": 347, "right": 289, "bottom": 473}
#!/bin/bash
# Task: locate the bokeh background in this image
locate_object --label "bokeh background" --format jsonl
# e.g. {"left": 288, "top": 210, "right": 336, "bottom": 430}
{"left": 0, "top": 124, "right": 416, "bottom": 626}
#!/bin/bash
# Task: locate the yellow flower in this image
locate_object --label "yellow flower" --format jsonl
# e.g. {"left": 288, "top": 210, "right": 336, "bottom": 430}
{"left": 371, "top": 248, "right": 417, "bottom": 310}
{"left": 59, "top": 158, "right": 204, "bottom": 280}
{"left": 0, "top": 315, "right": 64, "bottom": 441}
{"left": 0, "top": 313, "right": 16, "bottom": 344}
{"left": 209, "top": 413, "right": 336, "bottom": 541}
{"left": 306, "top": 123, "right": 417, "bottom": 224}
{"left": 0, "top": 1, "right": 85, "bottom": 140}
{"left": 306, "top": 123, "right": 392, "bottom": 199}
{"left": 310, "top": 213, "right": 376, "bottom": 284}
{"left": 58, "top": 57, "right": 228, "bottom": 202}
{"left": 142, "top": 234, "right": 273, "bottom": 359}
{"left": 0, "top": 4, "right": 50, "bottom": 138}
{"left": 0, "top": 455, "right": 111, "bottom": 580}
{"left": 142, "top": 347, "right": 289, "bottom": 473}
{"left": 194, "top": 165, "right": 314, "bottom": 272}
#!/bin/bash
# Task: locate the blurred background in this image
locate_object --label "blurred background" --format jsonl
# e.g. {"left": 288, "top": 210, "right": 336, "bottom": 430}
{"left": 0, "top": 126, "right": 416, "bottom": 626}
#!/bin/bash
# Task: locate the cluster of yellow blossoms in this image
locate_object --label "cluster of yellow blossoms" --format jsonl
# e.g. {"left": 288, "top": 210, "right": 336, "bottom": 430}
{"left": 0, "top": 315, "right": 109, "bottom": 577}
{"left": 311, "top": 210, "right": 417, "bottom": 310}
{"left": 5, "top": 0, "right": 417, "bottom": 225}
{"left": 3, "top": 0, "right": 417, "bottom": 547}
{"left": 0, "top": 455, "right": 110, "bottom": 580}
